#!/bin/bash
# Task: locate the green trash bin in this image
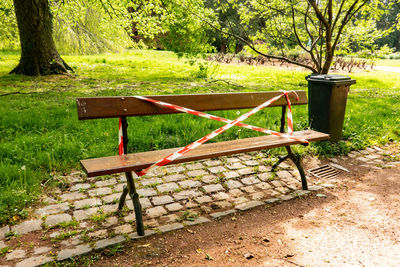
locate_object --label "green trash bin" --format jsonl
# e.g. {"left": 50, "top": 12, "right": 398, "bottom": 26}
{"left": 306, "top": 74, "right": 356, "bottom": 142}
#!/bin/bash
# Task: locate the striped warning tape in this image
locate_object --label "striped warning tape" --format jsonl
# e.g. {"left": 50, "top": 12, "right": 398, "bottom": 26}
{"left": 128, "top": 91, "right": 304, "bottom": 176}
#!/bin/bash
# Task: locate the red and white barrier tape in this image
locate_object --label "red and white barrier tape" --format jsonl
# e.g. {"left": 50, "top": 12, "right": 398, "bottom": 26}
{"left": 118, "top": 118, "right": 124, "bottom": 155}
{"left": 133, "top": 92, "right": 304, "bottom": 176}
{"left": 134, "top": 94, "right": 307, "bottom": 143}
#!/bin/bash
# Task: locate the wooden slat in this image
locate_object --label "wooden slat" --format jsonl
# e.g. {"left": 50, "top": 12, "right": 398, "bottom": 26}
{"left": 81, "top": 130, "right": 329, "bottom": 177}
{"left": 77, "top": 91, "right": 307, "bottom": 120}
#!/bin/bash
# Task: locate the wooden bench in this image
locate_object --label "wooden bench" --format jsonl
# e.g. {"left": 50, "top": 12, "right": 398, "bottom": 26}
{"left": 76, "top": 91, "right": 329, "bottom": 236}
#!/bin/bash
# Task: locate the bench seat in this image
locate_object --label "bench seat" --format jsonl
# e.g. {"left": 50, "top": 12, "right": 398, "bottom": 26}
{"left": 81, "top": 129, "right": 329, "bottom": 177}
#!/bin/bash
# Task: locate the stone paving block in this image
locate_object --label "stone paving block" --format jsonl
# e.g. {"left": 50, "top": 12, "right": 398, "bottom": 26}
{"left": 157, "top": 182, "right": 179, "bottom": 193}
{"left": 179, "top": 180, "right": 201, "bottom": 188}
{"left": 227, "top": 162, "right": 246, "bottom": 170}
{"left": 11, "top": 219, "right": 42, "bottom": 235}
{"left": 225, "top": 180, "right": 243, "bottom": 189}
{"left": 15, "top": 255, "right": 52, "bottom": 267}
{"left": 128, "top": 230, "right": 156, "bottom": 240}
{"left": 212, "top": 201, "right": 232, "bottom": 209}
{"left": 185, "top": 163, "right": 204, "bottom": 170}
{"left": 184, "top": 216, "right": 211, "bottom": 226}
{"left": 365, "top": 154, "right": 380, "bottom": 160}
{"left": 278, "top": 162, "right": 291, "bottom": 169}
{"left": 210, "top": 209, "right": 236, "bottom": 219}
{"left": 212, "top": 192, "right": 229, "bottom": 200}
{"left": 146, "top": 206, "right": 167, "bottom": 218}
{"left": 229, "top": 188, "right": 243, "bottom": 197}
{"left": 103, "top": 216, "right": 118, "bottom": 227}
{"left": 88, "top": 187, "right": 112, "bottom": 197}
{"left": 275, "top": 187, "right": 290, "bottom": 194}
{"left": 159, "top": 214, "right": 179, "bottom": 224}
{"left": 58, "top": 244, "right": 92, "bottom": 261}
{"left": 208, "top": 166, "right": 227, "bottom": 174}
{"left": 60, "top": 236, "right": 84, "bottom": 249}
{"left": 73, "top": 208, "right": 98, "bottom": 221}
{"left": 74, "top": 198, "right": 102, "bottom": 209}
{"left": 113, "top": 183, "right": 125, "bottom": 192}
{"left": 201, "top": 205, "right": 213, "bottom": 213}
{"left": 60, "top": 192, "right": 86, "bottom": 201}
{"left": 94, "top": 178, "right": 116, "bottom": 188}
{"left": 165, "top": 203, "right": 183, "bottom": 212}
{"left": 233, "top": 197, "right": 249, "bottom": 205}
{"left": 88, "top": 230, "right": 108, "bottom": 239}
{"left": 293, "top": 190, "right": 310, "bottom": 197}
{"left": 173, "top": 190, "right": 202, "bottom": 201}
{"left": 164, "top": 174, "right": 186, "bottom": 182}
{"left": 70, "top": 183, "right": 91, "bottom": 191}
{"left": 165, "top": 166, "right": 186, "bottom": 174}
{"left": 158, "top": 223, "right": 184, "bottom": 233}
{"left": 241, "top": 176, "right": 261, "bottom": 185}
{"left": 279, "top": 195, "right": 295, "bottom": 201}
{"left": 223, "top": 171, "right": 240, "bottom": 179}
{"left": 255, "top": 182, "right": 272, "bottom": 190}
{"left": 45, "top": 214, "right": 72, "bottom": 227}
{"left": 265, "top": 198, "right": 280, "bottom": 204}
{"left": 276, "top": 171, "right": 293, "bottom": 180}
{"left": 195, "top": 195, "right": 212, "bottom": 204}
{"left": 138, "top": 197, "right": 152, "bottom": 209}
{"left": 241, "top": 185, "right": 256, "bottom": 194}
{"left": 5, "top": 249, "right": 26, "bottom": 261}
{"left": 244, "top": 160, "right": 259, "bottom": 166}
{"left": 203, "top": 184, "right": 224, "bottom": 193}
{"left": 35, "top": 203, "right": 69, "bottom": 216}
{"left": 94, "top": 235, "right": 125, "bottom": 250}
{"left": 186, "top": 201, "right": 199, "bottom": 208}
{"left": 137, "top": 188, "right": 157, "bottom": 197}
{"left": 238, "top": 154, "right": 252, "bottom": 160}
{"left": 114, "top": 224, "right": 133, "bottom": 234}
{"left": 258, "top": 165, "right": 271, "bottom": 172}
{"left": 141, "top": 178, "right": 163, "bottom": 186}
{"left": 202, "top": 175, "right": 218, "bottom": 183}
{"left": 33, "top": 246, "right": 51, "bottom": 255}
{"left": 236, "top": 200, "right": 264, "bottom": 211}
{"left": 100, "top": 204, "right": 118, "bottom": 214}
{"left": 270, "top": 180, "right": 283, "bottom": 187}
{"left": 187, "top": 170, "right": 208, "bottom": 177}
{"left": 204, "top": 160, "right": 222, "bottom": 167}
{"left": 226, "top": 157, "right": 240, "bottom": 163}
{"left": 238, "top": 168, "right": 256, "bottom": 176}
{"left": 257, "top": 173, "right": 272, "bottom": 182}
{"left": 152, "top": 195, "right": 174, "bottom": 206}
{"left": 102, "top": 193, "right": 122, "bottom": 204}
{"left": 250, "top": 192, "right": 265, "bottom": 200}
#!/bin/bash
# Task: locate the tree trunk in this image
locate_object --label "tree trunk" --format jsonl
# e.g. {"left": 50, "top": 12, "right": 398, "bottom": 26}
{"left": 10, "top": 0, "right": 72, "bottom": 76}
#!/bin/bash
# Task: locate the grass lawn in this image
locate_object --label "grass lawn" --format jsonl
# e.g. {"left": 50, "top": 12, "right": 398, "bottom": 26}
{"left": 0, "top": 50, "right": 399, "bottom": 225}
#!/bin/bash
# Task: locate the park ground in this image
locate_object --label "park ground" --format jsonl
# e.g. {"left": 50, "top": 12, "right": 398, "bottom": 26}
{"left": 0, "top": 50, "right": 400, "bottom": 265}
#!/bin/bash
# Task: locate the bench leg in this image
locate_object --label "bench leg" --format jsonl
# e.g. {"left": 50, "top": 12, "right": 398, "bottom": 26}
{"left": 271, "top": 155, "right": 289, "bottom": 171}
{"left": 285, "top": 146, "right": 308, "bottom": 190}
{"left": 118, "top": 185, "right": 129, "bottom": 211}
{"left": 272, "top": 147, "right": 308, "bottom": 190}
{"left": 118, "top": 172, "right": 145, "bottom": 236}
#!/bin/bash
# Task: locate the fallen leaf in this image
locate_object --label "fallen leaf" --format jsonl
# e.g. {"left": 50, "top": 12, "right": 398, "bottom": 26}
{"left": 138, "top": 243, "right": 151, "bottom": 248}
{"left": 196, "top": 248, "right": 202, "bottom": 254}
{"left": 205, "top": 253, "right": 213, "bottom": 260}
{"left": 284, "top": 254, "right": 295, "bottom": 258}
{"left": 244, "top": 253, "right": 254, "bottom": 259}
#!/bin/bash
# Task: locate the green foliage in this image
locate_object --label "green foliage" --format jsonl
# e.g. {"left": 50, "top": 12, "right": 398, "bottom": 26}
{"left": 0, "top": 0, "right": 19, "bottom": 50}
{"left": 51, "top": 0, "right": 131, "bottom": 54}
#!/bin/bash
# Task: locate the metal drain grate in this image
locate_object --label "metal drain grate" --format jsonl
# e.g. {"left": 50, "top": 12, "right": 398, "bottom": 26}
{"left": 308, "top": 164, "right": 338, "bottom": 179}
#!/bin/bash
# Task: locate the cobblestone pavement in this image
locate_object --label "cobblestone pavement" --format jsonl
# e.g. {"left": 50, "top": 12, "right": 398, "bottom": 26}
{"left": 0, "top": 143, "right": 399, "bottom": 266}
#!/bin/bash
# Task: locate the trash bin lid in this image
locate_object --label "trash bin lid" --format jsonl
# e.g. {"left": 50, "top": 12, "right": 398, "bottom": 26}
{"left": 307, "top": 74, "right": 351, "bottom": 81}
{"left": 306, "top": 74, "right": 356, "bottom": 85}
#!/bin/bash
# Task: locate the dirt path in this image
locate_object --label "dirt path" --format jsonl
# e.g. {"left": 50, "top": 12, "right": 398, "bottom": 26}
{"left": 89, "top": 164, "right": 400, "bottom": 266}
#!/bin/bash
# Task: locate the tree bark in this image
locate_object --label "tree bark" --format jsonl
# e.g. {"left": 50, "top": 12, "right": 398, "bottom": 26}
{"left": 10, "top": 0, "right": 72, "bottom": 76}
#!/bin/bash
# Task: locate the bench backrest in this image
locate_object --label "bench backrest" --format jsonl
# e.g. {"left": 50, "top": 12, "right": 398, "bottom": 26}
{"left": 76, "top": 91, "right": 307, "bottom": 120}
